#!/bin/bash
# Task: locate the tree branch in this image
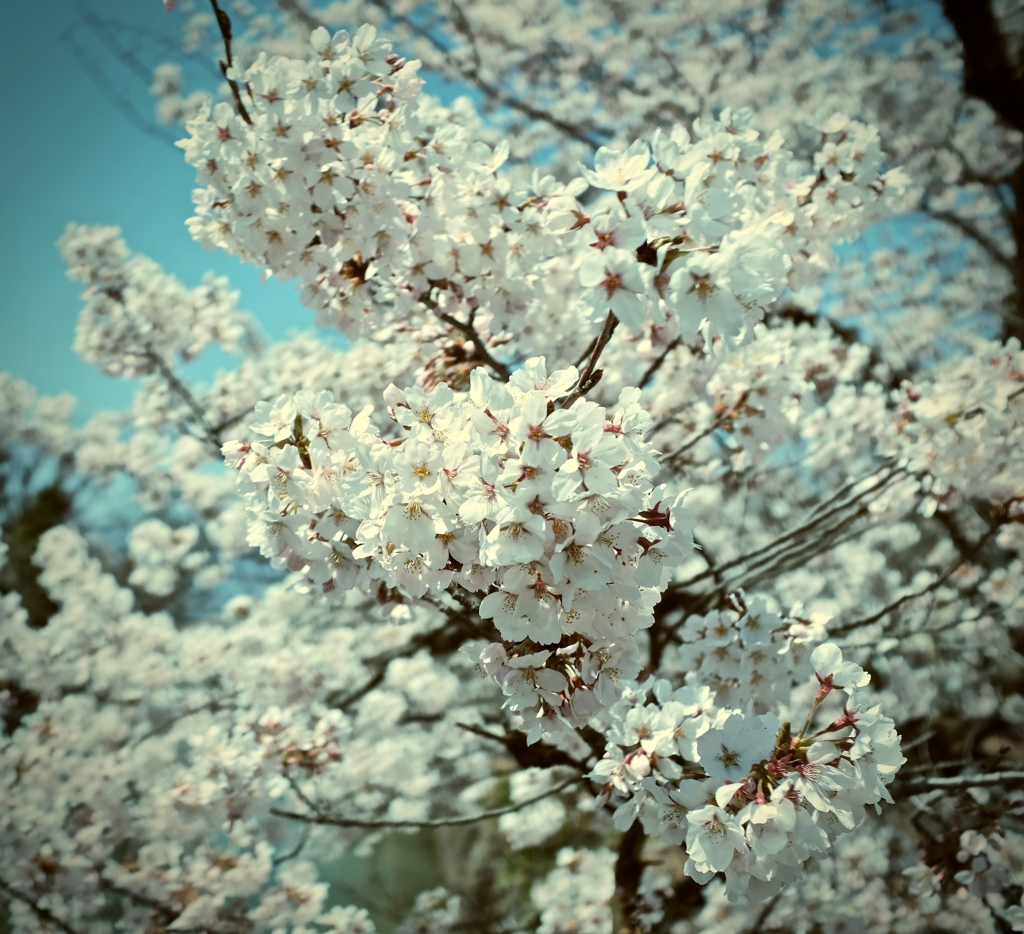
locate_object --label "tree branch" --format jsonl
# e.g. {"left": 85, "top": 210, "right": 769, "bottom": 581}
{"left": 667, "top": 464, "right": 906, "bottom": 596}
{"left": 279, "top": 0, "right": 606, "bottom": 148}
{"left": 143, "top": 347, "right": 223, "bottom": 455}
{"left": 637, "top": 338, "right": 681, "bottom": 390}
{"left": 0, "top": 879, "right": 86, "bottom": 934}
{"left": 613, "top": 821, "right": 646, "bottom": 934}
{"left": 943, "top": 0, "right": 1024, "bottom": 133}
{"left": 209, "top": 0, "right": 252, "bottom": 124}
{"left": 270, "top": 776, "right": 579, "bottom": 828}
{"left": 438, "top": 312, "right": 511, "bottom": 381}
{"left": 562, "top": 312, "right": 619, "bottom": 407}
{"left": 830, "top": 524, "right": 999, "bottom": 636}
{"left": 929, "top": 208, "right": 1014, "bottom": 273}
{"left": 60, "top": 20, "right": 180, "bottom": 150}
{"left": 455, "top": 721, "right": 590, "bottom": 772}
{"left": 892, "top": 769, "right": 1024, "bottom": 799}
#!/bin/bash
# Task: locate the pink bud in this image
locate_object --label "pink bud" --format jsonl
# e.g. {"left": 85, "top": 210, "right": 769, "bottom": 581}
{"left": 163, "top": 0, "right": 178, "bottom": 9}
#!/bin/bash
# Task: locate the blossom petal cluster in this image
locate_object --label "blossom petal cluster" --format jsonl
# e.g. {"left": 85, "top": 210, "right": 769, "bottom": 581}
{"left": 590, "top": 599, "right": 904, "bottom": 901}
{"left": 225, "top": 358, "right": 695, "bottom": 735}
{"left": 181, "top": 26, "right": 907, "bottom": 356}
{"left": 59, "top": 223, "right": 258, "bottom": 378}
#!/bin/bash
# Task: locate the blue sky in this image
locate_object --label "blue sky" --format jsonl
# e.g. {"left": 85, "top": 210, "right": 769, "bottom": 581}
{"left": 0, "top": 0, "right": 309, "bottom": 422}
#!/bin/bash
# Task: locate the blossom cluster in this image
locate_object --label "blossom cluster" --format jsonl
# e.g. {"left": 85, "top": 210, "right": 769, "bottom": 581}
{"left": 225, "top": 357, "right": 695, "bottom": 736}
{"left": 531, "top": 847, "right": 617, "bottom": 934}
{"left": 878, "top": 337, "right": 1024, "bottom": 524}
{"left": 0, "top": 523, "right": 494, "bottom": 934}
{"left": 181, "top": 25, "right": 906, "bottom": 354}
{"left": 59, "top": 223, "right": 258, "bottom": 378}
{"left": 552, "top": 111, "right": 908, "bottom": 338}
{"left": 591, "top": 610, "right": 904, "bottom": 900}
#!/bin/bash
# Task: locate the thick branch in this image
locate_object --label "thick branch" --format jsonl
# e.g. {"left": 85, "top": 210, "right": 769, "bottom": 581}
{"left": 943, "top": 0, "right": 1024, "bottom": 133}
{"left": 944, "top": 0, "right": 1024, "bottom": 341}
{"left": 613, "top": 821, "right": 646, "bottom": 934}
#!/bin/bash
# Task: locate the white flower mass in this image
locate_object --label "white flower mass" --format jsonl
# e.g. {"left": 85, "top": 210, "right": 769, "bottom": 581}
{"left": 2, "top": 1, "right": 1024, "bottom": 933}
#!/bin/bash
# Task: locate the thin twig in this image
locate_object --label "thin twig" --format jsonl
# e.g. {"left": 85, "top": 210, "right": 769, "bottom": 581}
{"left": 900, "top": 729, "right": 937, "bottom": 754}
{"left": 563, "top": 312, "right": 619, "bottom": 407}
{"left": 455, "top": 721, "right": 509, "bottom": 744}
{"left": 278, "top": 0, "right": 606, "bottom": 147}
{"left": 210, "top": 406, "right": 255, "bottom": 436}
{"left": 637, "top": 337, "right": 681, "bottom": 389}
{"left": 61, "top": 21, "right": 180, "bottom": 149}
{"left": 742, "top": 893, "right": 781, "bottom": 934}
{"left": 831, "top": 524, "right": 999, "bottom": 635}
{"left": 272, "top": 825, "right": 311, "bottom": 866}
{"left": 134, "top": 695, "right": 238, "bottom": 745}
{"left": 892, "top": 769, "right": 1024, "bottom": 799}
{"left": 668, "top": 465, "right": 905, "bottom": 595}
{"left": 573, "top": 332, "right": 600, "bottom": 368}
{"left": 663, "top": 417, "right": 727, "bottom": 462}
{"left": 144, "top": 348, "right": 223, "bottom": 455}
{"left": 209, "top": 0, "right": 252, "bottom": 124}
{"left": 0, "top": 879, "right": 85, "bottom": 934}
{"left": 324, "top": 667, "right": 386, "bottom": 711}
{"left": 438, "top": 311, "right": 511, "bottom": 381}
{"left": 366, "top": 0, "right": 607, "bottom": 147}
{"left": 270, "top": 776, "right": 580, "bottom": 829}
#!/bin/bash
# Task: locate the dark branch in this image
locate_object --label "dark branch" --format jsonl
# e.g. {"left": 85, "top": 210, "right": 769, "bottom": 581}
{"left": 143, "top": 348, "right": 223, "bottom": 455}
{"left": 943, "top": 0, "right": 1024, "bottom": 133}
{"left": 613, "top": 821, "right": 646, "bottom": 934}
{"left": 0, "top": 879, "right": 86, "bottom": 934}
{"left": 562, "top": 312, "right": 619, "bottom": 407}
{"left": 280, "top": 0, "right": 607, "bottom": 148}
{"left": 61, "top": 20, "right": 180, "bottom": 150}
{"left": 209, "top": 0, "right": 252, "bottom": 124}
{"left": 830, "top": 523, "right": 999, "bottom": 636}
{"left": 271, "top": 776, "right": 579, "bottom": 828}
{"left": 637, "top": 338, "right": 681, "bottom": 390}
{"left": 929, "top": 208, "right": 1014, "bottom": 273}
{"left": 892, "top": 769, "right": 1024, "bottom": 800}
{"left": 438, "top": 312, "right": 511, "bottom": 381}
{"left": 455, "top": 721, "right": 590, "bottom": 772}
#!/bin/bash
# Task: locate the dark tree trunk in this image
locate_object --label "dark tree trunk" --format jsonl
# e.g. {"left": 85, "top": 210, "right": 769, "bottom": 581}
{"left": 943, "top": 0, "right": 1024, "bottom": 343}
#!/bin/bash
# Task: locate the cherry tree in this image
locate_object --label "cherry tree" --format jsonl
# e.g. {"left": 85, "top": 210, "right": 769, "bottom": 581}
{"left": 2, "top": 1, "right": 1023, "bottom": 933}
